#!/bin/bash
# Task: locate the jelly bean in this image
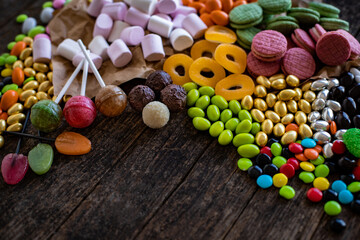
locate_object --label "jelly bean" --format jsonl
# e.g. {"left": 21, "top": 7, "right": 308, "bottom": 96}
{"left": 332, "top": 140, "right": 346, "bottom": 155}
{"left": 233, "top": 133, "right": 254, "bottom": 148}
{"left": 28, "top": 143, "right": 53, "bottom": 175}
{"left": 332, "top": 180, "right": 347, "bottom": 193}
{"left": 300, "top": 162, "right": 315, "bottom": 172}
{"left": 238, "top": 109, "right": 251, "bottom": 121}
{"left": 257, "top": 174, "right": 273, "bottom": 189}
{"left": 16, "top": 14, "right": 28, "bottom": 23}
{"left": 5, "top": 55, "right": 17, "bottom": 65}
{"left": 348, "top": 181, "right": 360, "bottom": 193}
{"left": 313, "top": 177, "right": 330, "bottom": 190}
{"left": 338, "top": 190, "right": 353, "bottom": 204}
{"left": 220, "top": 109, "right": 232, "bottom": 123}
{"left": 307, "top": 188, "right": 323, "bottom": 202}
{"left": 0, "top": 112, "right": 8, "bottom": 120}
{"left": 10, "top": 41, "right": 26, "bottom": 57}
{"left": 183, "top": 82, "right": 198, "bottom": 92}
{"left": 0, "top": 90, "right": 19, "bottom": 111}
{"left": 237, "top": 144, "right": 260, "bottom": 158}
{"left": 209, "top": 121, "right": 224, "bottom": 137}
{"left": 272, "top": 156, "right": 287, "bottom": 168}
{"left": 186, "top": 89, "right": 200, "bottom": 106}
{"left": 12, "top": 67, "right": 25, "bottom": 86}
{"left": 55, "top": 132, "right": 91, "bottom": 155}
{"left": 251, "top": 122, "right": 260, "bottom": 135}
{"left": 301, "top": 138, "right": 316, "bottom": 148}
{"left": 0, "top": 56, "right": 5, "bottom": 66}
{"left": 324, "top": 201, "right": 341, "bottom": 216}
{"left": 255, "top": 153, "right": 271, "bottom": 168}
{"left": 225, "top": 118, "right": 239, "bottom": 131}
{"left": 280, "top": 163, "right": 295, "bottom": 179}
{"left": 188, "top": 107, "right": 205, "bottom": 118}
{"left": 1, "top": 68, "right": 12, "bottom": 77}
{"left": 43, "top": 1, "right": 53, "bottom": 8}
{"left": 314, "top": 164, "right": 330, "bottom": 178}
{"left": 235, "top": 119, "right": 252, "bottom": 134}
{"left": 207, "top": 104, "right": 220, "bottom": 121}
{"left": 330, "top": 218, "right": 346, "bottom": 233}
{"left": 237, "top": 158, "right": 252, "bottom": 171}
{"left": 2, "top": 84, "right": 18, "bottom": 94}
{"left": 260, "top": 146, "right": 272, "bottom": 158}
{"left": 270, "top": 143, "right": 282, "bottom": 157}
{"left": 199, "top": 86, "right": 215, "bottom": 97}
{"left": 229, "top": 100, "right": 241, "bottom": 115}
{"left": 200, "top": 13, "right": 214, "bottom": 27}
{"left": 287, "top": 158, "right": 300, "bottom": 170}
{"left": 248, "top": 165, "right": 262, "bottom": 179}
{"left": 15, "top": 34, "right": 26, "bottom": 42}
{"left": 193, "top": 117, "right": 211, "bottom": 131}
{"left": 195, "top": 95, "right": 210, "bottom": 110}
{"left": 211, "top": 95, "right": 228, "bottom": 110}
{"left": 263, "top": 164, "right": 278, "bottom": 176}
{"left": 273, "top": 173, "right": 288, "bottom": 188}
{"left": 279, "top": 185, "right": 295, "bottom": 200}
{"left": 210, "top": 10, "right": 229, "bottom": 26}
{"left": 218, "top": 129, "right": 233, "bottom": 145}
{"left": 7, "top": 42, "right": 16, "bottom": 50}
{"left": 288, "top": 142, "right": 303, "bottom": 154}
{"left": 28, "top": 26, "right": 46, "bottom": 38}
{"left": 310, "top": 155, "right": 325, "bottom": 165}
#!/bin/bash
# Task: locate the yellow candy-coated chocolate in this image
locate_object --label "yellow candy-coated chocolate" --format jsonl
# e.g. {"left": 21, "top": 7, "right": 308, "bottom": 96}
{"left": 273, "top": 173, "right": 288, "bottom": 188}
{"left": 300, "top": 162, "right": 315, "bottom": 172}
{"left": 313, "top": 177, "right": 330, "bottom": 191}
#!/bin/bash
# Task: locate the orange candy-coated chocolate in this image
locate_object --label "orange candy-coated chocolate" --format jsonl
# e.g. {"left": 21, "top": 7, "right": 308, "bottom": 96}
{"left": 295, "top": 153, "right": 308, "bottom": 162}
{"left": 285, "top": 123, "right": 299, "bottom": 133}
{"left": 200, "top": 13, "right": 214, "bottom": 27}
{"left": 55, "top": 132, "right": 91, "bottom": 155}
{"left": 10, "top": 41, "right": 26, "bottom": 57}
{"left": 330, "top": 121, "right": 337, "bottom": 135}
{"left": 313, "top": 145, "right": 322, "bottom": 153}
{"left": 0, "top": 90, "right": 19, "bottom": 111}
{"left": 210, "top": 10, "right": 229, "bottom": 26}
{"left": 0, "top": 112, "right": 8, "bottom": 120}
{"left": 12, "top": 67, "right": 25, "bottom": 86}
{"left": 215, "top": 74, "right": 255, "bottom": 100}
{"left": 221, "top": 0, "right": 233, "bottom": 13}
{"left": 205, "top": 0, "right": 222, "bottom": 12}
{"left": 304, "top": 148, "right": 319, "bottom": 160}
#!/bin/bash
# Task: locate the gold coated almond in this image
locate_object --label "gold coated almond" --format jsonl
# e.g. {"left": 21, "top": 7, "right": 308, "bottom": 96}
{"left": 281, "top": 113, "right": 295, "bottom": 125}
{"left": 261, "top": 119, "right": 274, "bottom": 135}
{"left": 24, "top": 56, "right": 33, "bottom": 68}
{"left": 287, "top": 100, "right": 298, "bottom": 113}
{"left": 13, "top": 60, "right": 24, "bottom": 69}
{"left": 48, "top": 86, "right": 54, "bottom": 96}
{"left": 23, "top": 81, "right": 39, "bottom": 90}
{"left": 274, "top": 101, "right": 287, "bottom": 117}
{"left": 293, "top": 88, "right": 302, "bottom": 101}
{"left": 7, "top": 113, "right": 26, "bottom": 125}
{"left": 303, "top": 90, "right": 316, "bottom": 102}
{"left": 0, "top": 135, "right": 4, "bottom": 148}
{"left": 19, "top": 47, "right": 32, "bottom": 60}
{"left": 33, "top": 63, "right": 49, "bottom": 73}
{"left": 271, "top": 79, "right": 286, "bottom": 90}
{"left": 266, "top": 93, "right": 277, "bottom": 108}
{"left": 281, "top": 130, "right": 298, "bottom": 145}
{"left": 63, "top": 95, "right": 72, "bottom": 103}
{"left": 23, "top": 37, "right": 33, "bottom": 46}
{"left": 24, "top": 96, "right": 38, "bottom": 108}
{"left": 24, "top": 67, "right": 36, "bottom": 77}
{"left": 295, "top": 111, "right": 307, "bottom": 125}
{"left": 241, "top": 95, "right": 253, "bottom": 110}
{"left": 7, "top": 123, "right": 22, "bottom": 132}
{"left": 38, "top": 81, "right": 52, "bottom": 92}
{"left": 299, "top": 123, "right": 313, "bottom": 139}
{"left": 256, "top": 76, "right": 271, "bottom": 88}
{"left": 47, "top": 72, "right": 53, "bottom": 83}
{"left": 273, "top": 123, "right": 286, "bottom": 137}
{"left": 254, "top": 98, "right": 268, "bottom": 111}
{"left": 265, "top": 110, "right": 280, "bottom": 123}
{"left": 255, "top": 131, "right": 268, "bottom": 147}
{"left": 286, "top": 75, "right": 299, "bottom": 87}
{"left": 251, "top": 109, "right": 265, "bottom": 123}
{"left": 20, "top": 89, "right": 36, "bottom": 101}
{"left": 7, "top": 103, "right": 24, "bottom": 115}
{"left": 278, "top": 89, "right": 296, "bottom": 101}
{"left": 36, "top": 92, "right": 51, "bottom": 100}
{"left": 301, "top": 82, "right": 312, "bottom": 92}
{"left": 298, "top": 99, "right": 311, "bottom": 114}
{"left": 49, "top": 62, "right": 53, "bottom": 71}
{"left": 269, "top": 74, "right": 285, "bottom": 81}
{"left": 254, "top": 85, "right": 267, "bottom": 98}
{"left": 0, "top": 119, "right": 6, "bottom": 132}
{"left": 36, "top": 72, "right": 47, "bottom": 83}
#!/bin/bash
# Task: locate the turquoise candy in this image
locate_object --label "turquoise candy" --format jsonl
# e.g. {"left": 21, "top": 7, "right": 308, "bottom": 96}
{"left": 28, "top": 143, "right": 54, "bottom": 175}
{"left": 237, "top": 144, "right": 260, "bottom": 158}
{"left": 301, "top": 138, "right": 316, "bottom": 148}
{"left": 271, "top": 142, "right": 282, "bottom": 156}
{"left": 30, "top": 100, "right": 63, "bottom": 133}
{"left": 257, "top": 174, "right": 273, "bottom": 189}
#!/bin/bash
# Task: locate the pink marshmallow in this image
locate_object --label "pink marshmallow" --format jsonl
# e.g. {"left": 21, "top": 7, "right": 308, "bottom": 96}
{"left": 157, "top": 0, "right": 179, "bottom": 14}
{"left": 147, "top": 15, "right": 173, "bottom": 38}
{"left": 182, "top": 13, "right": 207, "bottom": 39}
{"left": 107, "top": 39, "right": 133, "bottom": 68}
{"left": 172, "top": 14, "right": 186, "bottom": 29}
{"left": 141, "top": 34, "right": 165, "bottom": 61}
{"left": 154, "top": 13, "right": 172, "bottom": 22}
{"left": 170, "top": 5, "right": 196, "bottom": 18}
{"left": 120, "top": 26, "right": 145, "bottom": 46}
{"left": 34, "top": 33, "right": 50, "bottom": 41}
{"left": 72, "top": 51, "right": 103, "bottom": 73}
{"left": 131, "top": 0, "right": 157, "bottom": 15}
{"left": 46, "top": 26, "right": 50, "bottom": 35}
{"left": 33, "top": 38, "right": 51, "bottom": 63}
{"left": 93, "top": 13, "right": 113, "bottom": 39}
{"left": 87, "top": 0, "right": 113, "bottom": 17}
{"left": 124, "top": 7, "right": 150, "bottom": 29}
{"left": 108, "top": 21, "right": 130, "bottom": 42}
{"left": 101, "top": 2, "right": 127, "bottom": 21}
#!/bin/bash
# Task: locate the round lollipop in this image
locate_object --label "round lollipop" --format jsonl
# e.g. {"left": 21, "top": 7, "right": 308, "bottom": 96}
{"left": 77, "top": 40, "right": 127, "bottom": 117}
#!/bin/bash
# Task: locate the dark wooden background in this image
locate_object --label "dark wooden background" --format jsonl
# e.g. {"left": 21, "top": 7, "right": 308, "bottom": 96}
{"left": 0, "top": 0, "right": 359, "bottom": 239}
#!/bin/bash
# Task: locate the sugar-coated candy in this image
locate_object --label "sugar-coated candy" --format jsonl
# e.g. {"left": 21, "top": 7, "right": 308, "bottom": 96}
{"left": 101, "top": 2, "right": 127, "bottom": 21}
{"left": 157, "top": 0, "right": 179, "bottom": 14}
{"left": 147, "top": 15, "right": 173, "bottom": 38}
{"left": 128, "top": 85, "right": 155, "bottom": 112}
{"left": 107, "top": 39, "right": 132, "bottom": 68}
{"left": 33, "top": 37, "right": 51, "bottom": 63}
{"left": 72, "top": 51, "right": 102, "bottom": 73}
{"left": 22, "top": 17, "right": 36, "bottom": 34}
{"left": 64, "top": 96, "right": 97, "bottom": 128}
{"left": 28, "top": 143, "right": 53, "bottom": 175}
{"left": 57, "top": 38, "right": 82, "bottom": 61}
{"left": 120, "top": 26, "right": 145, "bottom": 46}
{"left": 141, "top": 34, "right": 165, "bottom": 61}
{"left": 324, "top": 201, "right": 342, "bottom": 216}
{"left": 257, "top": 174, "right": 273, "bottom": 189}
{"left": 124, "top": 7, "right": 151, "bottom": 29}
{"left": 307, "top": 187, "right": 323, "bottom": 202}
{"left": 55, "top": 132, "right": 92, "bottom": 155}
{"left": 108, "top": 21, "right": 130, "bottom": 43}
{"left": 40, "top": 7, "right": 54, "bottom": 24}
{"left": 131, "top": 0, "right": 157, "bottom": 15}
{"left": 142, "top": 101, "right": 170, "bottom": 129}
{"left": 1, "top": 154, "right": 28, "bottom": 185}
{"left": 330, "top": 218, "right": 346, "bottom": 232}
{"left": 89, "top": 35, "right": 109, "bottom": 60}
{"left": 279, "top": 185, "right": 295, "bottom": 200}
{"left": 170, "top": 28, "right": 194, "bottom": 51}
{"left": 87, "top": 0, "right": 112, "bottom": 17}
{"left": 30, "top": 100, "right": 63, "bottom": 132}
{"left": 160, "top": 84, "right": 186, "bottom": 112}
{"left": 182, "top": 13, "right": 207, "bottom": 39}
{"left": 93, "top": 13, "right": 113, "bottom": 39}
{"left": 338, "top": 190, "right": 354, "bottom": 204}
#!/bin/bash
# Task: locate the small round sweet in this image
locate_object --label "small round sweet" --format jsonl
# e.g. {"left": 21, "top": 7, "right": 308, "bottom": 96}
{"left": 205, "top": 26, "right": 237, "bottom": 44}
{"left": 218, "top": 129, "right": 233, "bottom": 145}
{"left": 63, "top": 96, "right": 97, "bottom": 128}
{"left": 280, "top": 163, "right": 295, "bottom": 179}
{"left": 347, "top": 181, "right": 360, "bottom": 193}
{"left": 95, "top": 85, "right": 127, "bottom": 117}
{"left": 160, "top": 84, "right": 186, "bottom": 112}
{"left": 237, "top": 158, "right": 253, "bottom": 171}
{"left": 273, "top": 173, "right": 288, "bottom": 188}
{"left": 0, "top": 90, "right": 19, "bottom": 111}
{"left": 299, "top": 171, "right": 315, "bottom": 184}
{"left": 145, "top": 70, "right": 173, "bottom": 93}
{"left": 163, "top": 54, "right": 193, "bottom": 86}
{"left": 330, "top": 218, "right": 346, "bottom": 233}
{"left": 331, "top": 180, "right": 347, "bottom": 193}
{"left": 30, "top": 100, "right": 63, "bottom": 133}
{"left": 301, "top": 138, "right": 316, "bottom": 148}
{"left": 307, "top": 187, "right": 323, "bottom": 202}
{"left": 190, "top": 39, "right": 219, "bottom": 60}
{"left": 338, "top": 190, "right": 354, "bottom": 204}
{"left": 279, "top": 185, "right": 295, "bottom": 200}
{"left": 314, "top": 164, "right": 330, "bottom": 178}
{"left": 128, "top": 85, "right": 156, "bottom": 112}
{"left": 209, "top": 121, "right": 224, "bottom": 137}
{"left": 189, "top": 57, "right": 226, "bottom": 88}
{"left": 313, "top": 177, "right": 330, "bottom": 191}
{"left": 257, "top": 174, "right": 273, "bottom": 189}
{"left": 300, "top": 162, "right": 315, "bottom": 172}
{"left": 214, "top": 44, "right": 247, "bottom": 74}
{"left": 193, "top": 117, "right": 211, "bottom": 131}
{"left": 324, "top": 201, "right": 342, "bottom": 216}
{"left": 142, "top": 101, "right": 170, "bottom": 129}
{"left": 214, "top": 74, "right": 255, "bottom": 101}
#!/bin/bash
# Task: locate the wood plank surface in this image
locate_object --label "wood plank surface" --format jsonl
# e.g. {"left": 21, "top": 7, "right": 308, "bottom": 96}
{"left": 0, "top": 0, "right": 359, "bottom": 240}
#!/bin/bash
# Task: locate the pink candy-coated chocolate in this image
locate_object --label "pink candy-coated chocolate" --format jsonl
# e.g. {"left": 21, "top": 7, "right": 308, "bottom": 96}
{"left": 53, "top": 0, "right": 66, "bottom": 9}
{"left": 107, "top": 39, "right": 132, "bottom": 67}
{"left": 120, "top": 26, "right": 145, "bottom": 46}
{"left": 182, "top": 13, "right": 207, "bottom": 39}
{"left": 33, "top": 38, "right": 51, "bottom": 63}
{"left": 124, "top": 7, "right": 151, "bottom": 29}
{"left": 72, "top": 52, "right": 103, "bottom": 73}
{"left": 64, "top": 96, "right": 97, "bottom": 128}
{"left": 157, "top": 0, "right": 179, "bottom": 14}
{"left": 101, "top": 2, "right": 127, "bottom": 21}
{"left": 141, "top": 34, "right": 165, "bottom": 61}
{"left": 87, "top": 0, "right": 113, "bottom": 17}
{"left": 93, "top": 13, "right": 113, "bottom": 39}
{"left": 34, "top": 33, "right": 50, "bottom": 41}
{"left": 1, "top": 154, "right": 28, "bottom": 185}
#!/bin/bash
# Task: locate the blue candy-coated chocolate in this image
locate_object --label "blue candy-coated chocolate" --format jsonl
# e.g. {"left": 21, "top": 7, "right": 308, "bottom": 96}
{"left": 331, "top": 180, "right": 347, "bottom": 193}
{"left": 301, "top": 138, "right": 317, "bottom": 148}
{"left": 256, "top": 174, "right": 273, "bottom": 189}
{"left": 338, "top": 190, "right": 354, "bottom": 204}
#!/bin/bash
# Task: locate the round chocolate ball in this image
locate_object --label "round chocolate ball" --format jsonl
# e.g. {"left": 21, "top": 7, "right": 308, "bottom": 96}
{"left": 160, "top": 84, "right": 186, "bottom": 112}
{"left": 30, "top": 100, "right": 63, "bottom": 133}
{"left": 95, "top": 85, "right": 127, "bottom": 117}
{"left": 142, "top": 101, "right": 170, "bottom": 129}
{"left": 128, "top": 85, "right": 156, "bottom": 112}
{"left": 145, "top": 70, "right": 172, "bottom": 93}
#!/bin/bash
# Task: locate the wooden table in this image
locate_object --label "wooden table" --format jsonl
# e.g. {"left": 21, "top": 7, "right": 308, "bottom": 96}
{"left": 1, "top": 1, "right": 360, "bottom": 239}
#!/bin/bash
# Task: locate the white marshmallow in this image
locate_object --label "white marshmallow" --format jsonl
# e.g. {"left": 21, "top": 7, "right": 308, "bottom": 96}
{"left": 124, "top": 0, "right": 133, "bottom": 5}
{"left": 157, "top": 0, "right": 179, "bottom": 14}
{"left": 141, "top": 34, "right": 165, "bottom": 61}
{"left": 124, "top": 7, "right": 150, "bottom": 29}
{"left": 170, "top": 28, "right": 193, "bottom": 51}
{"left": 33, "top": 38, "right": 51, "bottom": 63}
{"left": 131, "top": 0, "right": 157, "bottom": 15}
{"left": 93, "top": 13, "right": 113, "bottom": 39}
{"left": 147, "top": 15, "right": 173, "bottom": 38}
{"left": 182, "top": 13, "right": 207, "bottom": 39}
{"left": 56, "top": 38, "right": 82, "bottom": 61}
{"left": 107, "top": 39, "right": 133, "bottom": 67}
{"left": 72, "top": 51, "right": 103, "bottom": 73}
{"left": 87, "top": 0, "right": 113, "bottom": 17}
{"left": 154, "top": 13, "right": 172, "bottom": 22}
{"left": 101, "top": 2, "right": 127, "bottom": 20}
{"left": 172, "top": 14, "right": 186, "bottom": 29}
{"left": 89, "top": 35, "right": 109, "bottom": 60}
{"left": 108, "top": 21, "right": 130, "bottom": 42}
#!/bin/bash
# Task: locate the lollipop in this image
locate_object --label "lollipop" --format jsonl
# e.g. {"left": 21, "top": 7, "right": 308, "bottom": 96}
{"left": 77, "top": 40, "right": 127, "bottom": 117}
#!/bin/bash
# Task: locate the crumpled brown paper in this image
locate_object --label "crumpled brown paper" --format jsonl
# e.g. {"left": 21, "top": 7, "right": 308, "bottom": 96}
{"left": 48, "top": 0, "right": 169, "bottom": 98}
{"left": 312, "top": 59, "right": 360, "bottom": 79}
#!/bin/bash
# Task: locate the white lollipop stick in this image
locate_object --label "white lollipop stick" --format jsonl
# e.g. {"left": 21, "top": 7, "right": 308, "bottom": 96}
{"left": 77, "top": 39, "right": 106, "bottom": 88}
{"left": 81, "top": 59, "right": 89, "bottom": 96}
{"left": 54, "top": 59, "right": 84, "bottom": 104}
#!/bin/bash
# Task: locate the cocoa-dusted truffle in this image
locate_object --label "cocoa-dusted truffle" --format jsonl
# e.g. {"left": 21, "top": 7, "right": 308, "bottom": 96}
{"left": 145, "top": 70, "right": 172, "bottom": 93}
{"left": 128, "top": 85, "right": 156, "bottom": 112}
{"left": 160, "top": 84, "right": 187, "bottom": 112}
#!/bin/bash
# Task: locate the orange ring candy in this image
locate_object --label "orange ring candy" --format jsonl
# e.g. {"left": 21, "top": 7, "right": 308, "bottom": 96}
{"left": 204, "top": 25, "right": 237, "bottom": 44}
{"left": 163, "top": 54, "right": 194, "bottom": 86}
{"left": 189, "top": 57, "right": 225, "bottom": 88}
{"left": 215, "top": 74, "right": 255, "bottom": 100}
{"left": 190, "top": 40, "right": 219, "bottom": 60}
{"left": 214, "top": 43, "right": 247, "bottom": 73}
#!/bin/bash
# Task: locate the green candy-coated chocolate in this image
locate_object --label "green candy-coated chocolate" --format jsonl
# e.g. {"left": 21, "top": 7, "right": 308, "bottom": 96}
{"left": 237, "top": 144, "right": 260, "bottom": 158}
{"left": 271, "top": 142, "right": 282, "bottom": 156}
{"left": 28, "top": 143, "right": 53, "bottom": 175}
{"left": 16, "top": 14, "right": 28, "bottom": 23}
{"left": 272, "top": 156, "right": 287, "bottom": 168}
{"left": 233, "top": 133, "right": 255, "bottom": 147}
{"left": 30, "top": 100, "right": 63, "bottom": 133}
{"left": 195, "top": 95, "right": 210, "bottom": 110}
{"left": 229, "top": 100, "right": 241, "bottom": 115}
{"left": 183, "top": 82, "right": 198, "bottom": 92}
{"left": 220, "top": 109, "right": 233, "bottom": 123}
{"left": 347, "top": 182, "right": 360, "bottom": 193}
{"left": 299, "top": 171, "right": 315, "bottom": 184}
{"left": 211, "top": 95, "right": 228, "bottom": 110}
{"left": 186, "top": 89, "right": 200, "bottom": 106}
{"left": 1, "top": 53, "right": 10, "bottom": 58}
{"left": 279, "top": 185, "right": 295, "bottom": 199}
{"left": 324, "top": 201, "right": 341, "bottom": 216}
{"left": 209, "top": 121, "right": 224, "bottom": 137}
{"left": 0, "top": 56, "right": 5, "bottom": 66}
{"left": 218, "top": 129, "right": 233, "bottom": 145}
{"left": 199, "top": 86, "right": 215, "bottom": 97}
{"left": 237, "top": 158, "right": 253, "bottom": 171}
{"left": 225, "top": 118, "right": 240, "bottom": 131}
{"left": 192, "top": 117, "right": 211, "bottom": 131}
{"left": 310, "top": 155, "right": 325, "bottom": 165}
{"left": 1, "top": 84, "right": 18, "bottom": 94}
{"left": 314, "top": 164, "right": 329, "bottom": 178}
{"left": 235, "top": 119, "right": 252, "bottom": 134}
{"left": 207, "top": 105, "right": 220, "bottom": 121}
{"left": 187, "top": 107, "right": 205, "bottom": 118}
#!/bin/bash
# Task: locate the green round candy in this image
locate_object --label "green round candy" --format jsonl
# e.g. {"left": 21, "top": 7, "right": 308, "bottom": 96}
{"left": 299, "top": 171, "right": 315, "bottom": 184}
{"left": 238, "top": 109, "right": 252, "bottom": 121}
{"left": 314, "top": 164, "right": 329, "bottom": 178}
{"left": 28, "top": 26, "right": 46, "bottom": 38}
{"left": 15, "top": 34, "right": 26, "bottom": 42}
{"left": 183, "top": 82, "right": 198, "bottom": 92}
{"left": 199, "top": 86, "right": 215, "bottom": 97}
{"left": 207, "top": 105, "right": 220, "bottom": 121}
{"left": 279, "top": 185, "right": 295, "bottom": 200}
{"left": 229, "top": 100, "right": 241, "bottom": 114}
{"left": 187, "top": 107, "right": 205, "bottom": 118}
{"left": 237, "top": 144, "right": 260, "bottom": 158}
{"left": 195, "top": 95, "right": 210, "bottom": 110}
{"left": 192, "top": 117, "right": 211, "bottom": 131}
{"left": 347, "top": 181, "right": 360, "bottom": 193}
{"left": 186, "top": 89, "right": 200, "bottom": 106}
{"left": 209, "top": 121, "right": 224, "bottom": 137}
{"left": 272, "top": 156, "right": 287, "bottom": 168}
{"left": 296, "top": 140, "right": 302, "bottom": 144}
{"left": 42, "top": 1, "right": 53, "bottom": 8}
{"left": 1, "top": 84, "right": 18, "bottom": 94}
{"left": 233, "top": 133, "right": 254, "bottom": 147}
{"left": 235, "top": 119, "right": 252, "bottom": 134}
{"left": 220, "top": 109, "right": 233, "bottom": 123}
{"left": 30, "top": 100, "right": 63, "bottom": 133}
{"left": 324, "top": 201, "right": 341, "bottom": 216}
{"left": 343, "top": 128, "right": 360, "bottom": 158}
{"left": 23, "top": 77, "right": 35, "bottom": 85}
{"left": 211, "top": 95, "right": 228, "bottom": 110}
{"left": 310, "top": 155, "right": 325, "bottom": 165}
{"left": 218, "top": 129, "right": 233, "bottom": 145}
{"left": 16, "top": 14, "right": 28, "bottom": 23}
{"left": 225, "top": 118, "right": 240, "bottom": 131}
{"left": 251, "top": 122, "right": 260, "bottom": 135}
{"left": 7, "top": 42, "right": 16, "bottom": 50}
{"left": 237, "top": 158, "right": 253, "bottom": 171}
{"left": 0, "top": 56, "right": 5, "bottom": 66}
{"left": 28, "top": 143, "right": 53, "bottom": 175}
{"left": 5, "top": 55, "right": 17, "bottom": 65}
{"left": 271, "top": 142, "right": 282, "bottom": 156}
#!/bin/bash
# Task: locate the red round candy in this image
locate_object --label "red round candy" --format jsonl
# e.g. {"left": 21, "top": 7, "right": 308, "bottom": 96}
{"left": 307, "top": 187, "right": 323, "bottom": 202}
{"left": 287, "top": 157, "right": 300, "bottom": 170}
{"left": 332, "top": 140, "right": 346, "bottom": 155}
{"left": 279, "top": 163, "right": 295, "bottom": 178}
{"left": 353, "top": 166, "right": 360, "bottom": 180}
{"left": 260, "top": 146, "right": 272, "bottom": 158}
{"left": 289, "top": 142, "right": 303, "bottom": 154}
{"left": 63, "top": 96, "right": 97, "bottom": 128}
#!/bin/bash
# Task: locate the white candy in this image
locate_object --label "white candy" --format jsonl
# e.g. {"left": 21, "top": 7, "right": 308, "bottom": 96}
{"left": 89, "top": 35, "right": 109, "bottom": 60}
{"left": 87, "top": 0, "right": 113, "bottom": 17}
{"left": 108, "top": 21, "right": 130, "bottom": 43}
{"left": 131, "top": 0, "right": 157, "bottom": 15}
{"left": 172, "top": 14, "right": 185, "bottom": 29}
{"left": 170, "top": 28, "right": 193, "bottom": 51}
{"left": 40, "top": 7, "right": 54, "bottom": 24}
{"left": 182, "top": 13, "right": 207, "bottom": 39}
{"left": 124, "top": 0, "right": 133, "bottom": 5}
{"left": 141, "top": 34, "right": 165, "bottom": 61}
{"left": 33, "top": 38, "right": 51, "bottom": 63}
{"left": 107, "top": 39, "right": 133, "bottom": 68}
{"left": 101, "top": 2, "right": 128, "bottom": 20}
{"left": 93, "top": 13, "right": 113, "bottom": 39}
{"left": 147, "top": 15, "right": 173, "bottom": 38}
{"left": 124, "top": 7, "right": 150, "bottom": 29}
{"left": 57, "top": 38, "right": 82, "bottom": 61}
{"left": 157, "top": 0, "right": 179, "bottom": 14}
{"left": 22, "top": 17, "right": 37, "bottom": 34}
{"left": 120, "top": 26, "right": 145, "bottom": 46}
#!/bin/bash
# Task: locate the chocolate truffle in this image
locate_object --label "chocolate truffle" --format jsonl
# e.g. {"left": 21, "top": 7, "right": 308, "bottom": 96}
{"left": 160, "top": 84, "right": 187, "bottom": 112}
{"left": 128, "top": 85, "right": 156, "bottom": 112}
{"left": 142, "top": 101, "right": 170, "bottom": 129}
{"left": 145, "top": 70, "right": 172, "bottom": 93}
